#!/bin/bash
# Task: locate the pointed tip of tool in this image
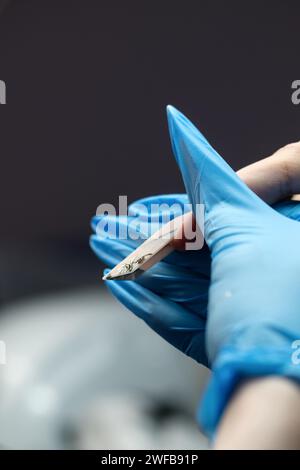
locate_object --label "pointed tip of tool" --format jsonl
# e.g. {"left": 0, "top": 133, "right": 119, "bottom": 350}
{"left": 102, "top": 273, "right": 112, "bottom": 281}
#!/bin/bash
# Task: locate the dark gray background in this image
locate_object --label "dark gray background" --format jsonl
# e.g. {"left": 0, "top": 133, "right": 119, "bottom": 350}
{"left": 0, "top": 0, "right": 299, "bottom": 301}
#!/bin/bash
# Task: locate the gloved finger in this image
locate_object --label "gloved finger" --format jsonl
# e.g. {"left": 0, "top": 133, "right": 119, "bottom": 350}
{"left": 129, "top": 194, "right": 190, "bottom": 221}
{"left": 92, "top": 213, "right": 211, "bottom": 275}
{"left": 91, "top": 236, "right": 209, "bottom": 315}
{"left": 92, "top": 199, "right": 299, "bottom": 291}
{"left": 104, "top": 270, "right": 208, "bottom": 365}
{"left": 166, "top": 105, "right": 271, "bottom": 247}
{"left": 94, "top": 200, "right": 300, "bottom": 274}
{"left": 91, "top": 229, "right": 211, "bottom": 276}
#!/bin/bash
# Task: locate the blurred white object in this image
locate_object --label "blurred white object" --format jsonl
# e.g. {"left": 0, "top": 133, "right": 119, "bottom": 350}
{"left": 77, "top": 393, "right": 208, "bottom": 450}
{"left": 0, "top": 288, "right": 209, "bottom": 449}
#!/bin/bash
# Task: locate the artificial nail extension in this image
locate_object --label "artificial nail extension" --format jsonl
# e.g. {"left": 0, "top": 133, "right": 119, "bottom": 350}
{"left": 102, "top": 213, "right": 191, "bottom": 280}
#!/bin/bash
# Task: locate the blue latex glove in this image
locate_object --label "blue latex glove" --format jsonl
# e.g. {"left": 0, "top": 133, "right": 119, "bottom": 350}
{"left": 90, "top": 106, "right": 300, "bottom": 436}
{"left": 91, "top": 195, "right": 300, "bottom": 369}
{"left": 166, "top": 105, "right": 300, "bottom": 436}
{"left": 90, "top": 194, "right": 211, "bottom": 365}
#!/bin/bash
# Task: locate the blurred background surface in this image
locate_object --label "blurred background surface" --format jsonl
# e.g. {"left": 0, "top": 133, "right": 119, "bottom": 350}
{"left": 0, "top": 0, "right": 299, "bottom": 449}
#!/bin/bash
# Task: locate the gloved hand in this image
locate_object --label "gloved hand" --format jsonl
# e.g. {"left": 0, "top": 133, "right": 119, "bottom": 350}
{"left": 90, "top": 195, "right": 300, "bottom": 369}
{"left": 90, "top": 193, "right": 211, "bottom": 365}
{"left": 90, "top": 106, "right": 300, "bottom": 436}
{"left": 166, "top": 105, "right": 300, "bottom": 436}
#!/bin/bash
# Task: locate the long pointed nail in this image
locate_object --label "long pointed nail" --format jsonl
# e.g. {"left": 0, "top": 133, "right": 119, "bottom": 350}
{"left": 102, "top": 272, "right": 112, "bottom": 281}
